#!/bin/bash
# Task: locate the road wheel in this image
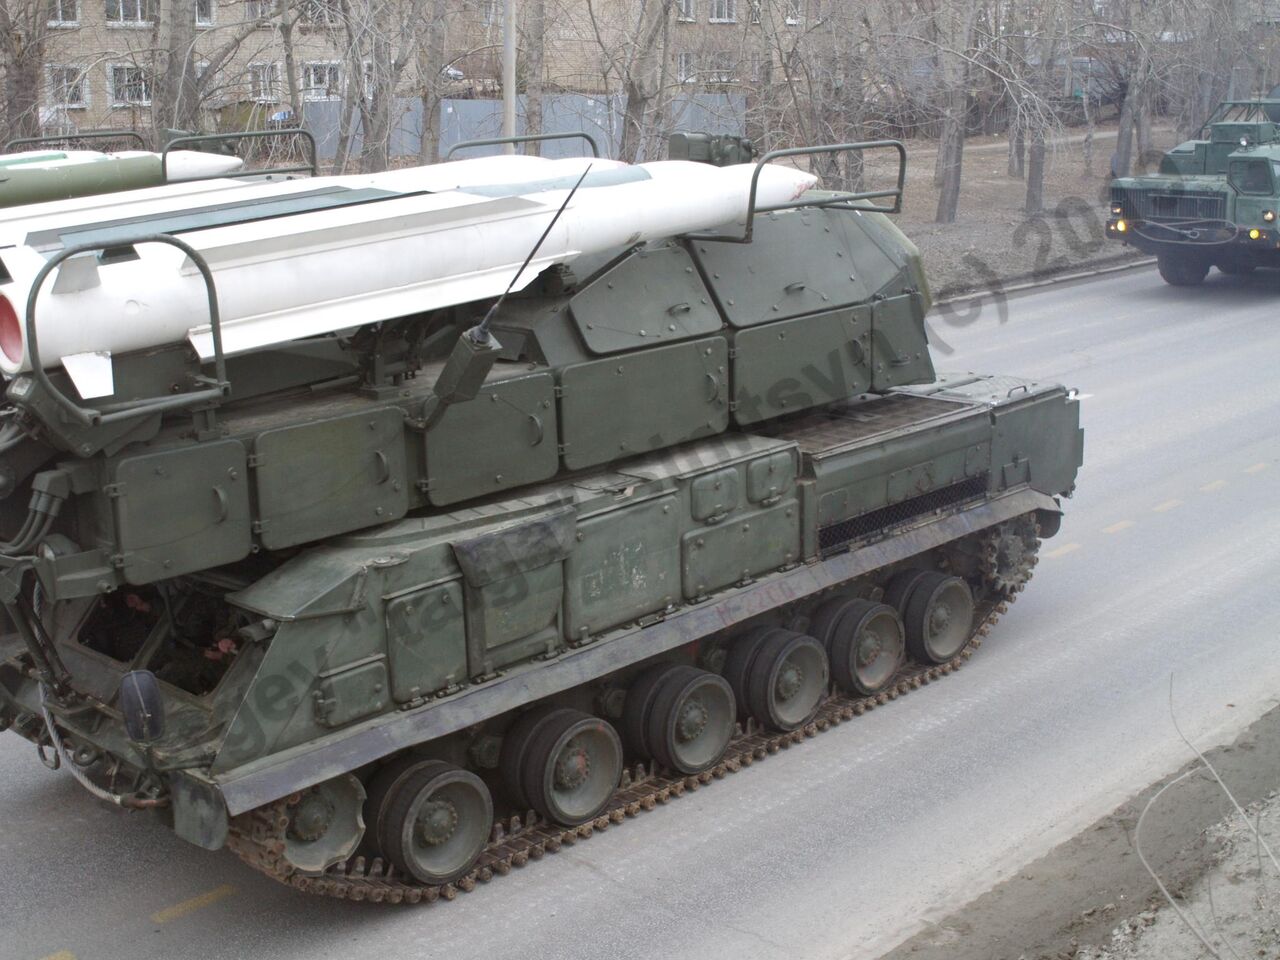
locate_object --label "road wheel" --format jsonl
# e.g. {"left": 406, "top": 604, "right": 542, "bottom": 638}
{"left": 519, "top": 709, "right": 622, "bottom": 826}
{"left": 499, "top": 706, "right": 572, "bottom": 812}
{"left": 903, "top": 572, "right": 975, "bottom": 663}
{"left": 882, "top": 567, "right": 932, "bottom": 615}
{"left": 825, "top": 600, "right": 906, "bottom": 695}
{"left": 643, "top": 665, "right": 736, "bottom": 774}
{"left": 723, "top": 625, "right": 787, "bottom": 723}
{"left": 744, "top": 629, "right": 828, "bottom": 731}
{"left": 1157, "top": 253, "right": 1209, "bottom": 286}
{"left": 377, "top": 760, "right": 492, "bottom": 885}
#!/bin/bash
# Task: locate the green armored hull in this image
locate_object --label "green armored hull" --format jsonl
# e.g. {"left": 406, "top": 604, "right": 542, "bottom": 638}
{"left": 0, "top": 139, "right": 1082, "bottom": 895}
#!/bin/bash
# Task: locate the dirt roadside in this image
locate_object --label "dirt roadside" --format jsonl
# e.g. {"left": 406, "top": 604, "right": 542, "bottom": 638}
{"left": 878, "top": 704, "right": 1280, "bottom": 960}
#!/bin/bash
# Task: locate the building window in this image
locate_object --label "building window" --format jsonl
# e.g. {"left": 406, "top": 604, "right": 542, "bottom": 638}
{"left": 709, "top": 0, "right": 735, "bottom": 23}
{"left": 784, "top": 0, "right": 800, "bottom": 24}
{"left": 302, "top": 61, "right": 342, "bottom": 100}
{"left": 480, "top": 0, "right": 497, "bottom": 25}
{"left": 110, "top": 64, "right": 152, "bottom": 105}
{"left": 705, "top": 51, "right": 736, "bottom": 82}
{"left": 196, "top": 0, "right": 213, "bottom": 24}
{"left": 245, "top": 0, "right": 270, "bottom": 18}
{"left": 748, "top": 0, "right": 760, "bottom": 23}
{"left": 249, "top": 62, "right": 281, "bottom": 102}
{"left": 677, "top": 52, "right": 697, "bottom": 83}
{"left": 47, "top": 65, "right": 88, "bottom": 108}
{"left": 106, "top": 0, "right": 153, "bottom": 24}
{"left": 48, "top": 0, "right": 78, "bottom": 25}
{"left": 677, "top": 0, "right": 694, "bottom": 21}
{"left": 300, "top": 0, "right": 339, "bottom": 24}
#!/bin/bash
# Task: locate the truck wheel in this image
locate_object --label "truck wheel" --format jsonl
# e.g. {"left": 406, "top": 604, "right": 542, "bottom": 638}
{"left": 519, "top": 709, "right": 622, "bottom": 826}
{"left": 377, "top": 760, "right": 493, "bottom": 884}
{"left": 1157, "top": 254, "right": 1209, "bottom": 286}
{"left": 744, "top": 629, "right": 828, "bottom": 731}
{"left": 826, "top": 600, "right": 906, "bottom": 696}
{"left": 903, "top": 573, "right": 975, "bottom": 663}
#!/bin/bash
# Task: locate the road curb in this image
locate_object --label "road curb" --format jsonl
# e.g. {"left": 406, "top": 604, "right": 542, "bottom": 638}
{"left": 934, "top": 256, "right": 1157, "bottom": 308}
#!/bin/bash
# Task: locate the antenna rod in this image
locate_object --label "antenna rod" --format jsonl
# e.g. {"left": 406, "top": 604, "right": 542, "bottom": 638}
{"left": 468, "top": 163, "right": 593, "bottom": 343}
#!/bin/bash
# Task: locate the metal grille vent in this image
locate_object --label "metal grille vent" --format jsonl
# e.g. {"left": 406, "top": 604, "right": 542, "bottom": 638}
{"left": 1111, "top": 186, "right": 1226, "bottom": 222}
{"left": 818, "top": 475, "right": 989, "bottom": 555}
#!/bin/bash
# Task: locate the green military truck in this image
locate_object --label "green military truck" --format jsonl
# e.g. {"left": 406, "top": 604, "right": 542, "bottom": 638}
{"left": 1107, "top": 97, "right": 1280, "bottom": 284}
{"left": 0, "top": 135, "right": 1082, "bottom": 901}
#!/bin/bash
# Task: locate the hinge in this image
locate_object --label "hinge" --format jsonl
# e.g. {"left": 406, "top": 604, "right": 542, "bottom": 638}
{"left": 553, "top": 384, "right": 565, "bottom": 399}
{"left": 251, "top": 520, "right": 266, "bottom": 534}
{"left": 557, "top": 443, "right": 568, "bottom": 456}
{"left": 247, "top": 453, "right": 264, "bottom": 468}
{"left": 727, "top": 347, "right": 738, "bottom": 360}
{"left": 109, "top": 553, "right": 126, "bottom": 569}
{"left": 416, "top": 478, "right": 432, "bottom": 493}
{"left": 102, "top": 482, "right": 124, "bottom": 499}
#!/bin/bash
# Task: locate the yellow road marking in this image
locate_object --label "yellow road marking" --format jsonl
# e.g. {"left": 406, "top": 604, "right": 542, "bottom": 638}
{"left": 1043, "top": 542, "right": 1081, "bottom": 559}
{"left": 39, "top": 953, "right": 76, "bottom": 960}
{"left": 150, "top": 884, "right": 236, "bottom": 925}
{"left": 1245, "top": 462, "right": 1268, "bottom": 475}
{"left": 1152, "top": 499, "right": 1184, "bottom": 513}
{"left": 1200, "top": 479, "right": 1227, "bottom": 492}
{"left": 1102, "top": 520, "right": 1135, "bottom": 534}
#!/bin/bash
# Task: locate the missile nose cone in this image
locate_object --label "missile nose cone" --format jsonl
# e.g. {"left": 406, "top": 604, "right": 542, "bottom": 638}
{"left": 164, "top": 151, "right": 246, "bottom": 182}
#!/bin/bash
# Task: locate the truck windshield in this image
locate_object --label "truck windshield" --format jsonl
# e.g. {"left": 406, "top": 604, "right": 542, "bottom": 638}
{"left": 1230, "top": 158, "right": 1273, "bottom": 194}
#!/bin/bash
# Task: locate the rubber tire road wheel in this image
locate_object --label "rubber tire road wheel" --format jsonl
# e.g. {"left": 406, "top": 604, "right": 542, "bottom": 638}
{"left": 521, "top": 709, "right": 623, "bottom": 827}
{"left": 622, "top": 663, "right": 674, "bottom": 759}
{"left": 827, "top": 599, "right": 906, "bottom": 696}
{"left": 500, "top": 706, "right": 577, "bottom": 812}
{"left": 744, "top": 629, "right": 828, "bottom": 732}
{"left": 644, "top": 665, "right": 736, "bottom": 775}
{"left": 379, "top": 760, "right": 493, "bottom": 885}
{"left": 363, "top": 755, "right": 425, "bottom": 858}
{"left": 903, "top": 572, "right": 976, "bottom": 664}
{"left": 881, "top": 567, "right": 932, "bottom": 616}
{"left": 808, "top": 594, "right": 855, "bottom": 649}
{"left": 723, "top": 625, "right": 787, "bottom": 724}
{"left": 1157, "top": 253, "right": 1209, "bottom": 286}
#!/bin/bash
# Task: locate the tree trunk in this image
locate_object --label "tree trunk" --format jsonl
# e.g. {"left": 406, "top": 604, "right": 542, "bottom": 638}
{"left": 1007, "top": 116, "right": 1025, "bottom": 178}
{"left": 417, "top": 0, "right": 446, "bottom": 164}
{"left": 935, "top": 91, "right": 966, "bottom": 223}
{"left": 1024, "top": 130, "right": 1046, "bottom": 213}
{"left": 1081, "top": 79, "right": 1095, "bottom": 178}
{"left": 524, "top": 0, "right": 545, "bottom": 155}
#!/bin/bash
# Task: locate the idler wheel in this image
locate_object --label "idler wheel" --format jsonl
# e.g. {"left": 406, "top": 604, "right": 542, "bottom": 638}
{"left": 627, "top": 664, "right": 735, "bottom": 774}
{"left": 903, "top": 572, "right": 975, "bottom": 664}
{"left": 511, "top": 709, "right": 623, "bottom": 826}
{"left": 727, "top": 628, "right": 828, "bottom": 732}
{"left": 823, "top": 599, "right": 906, "bottom": 695}
{"left": 282, "top": 774, "right": 367, "bottom": 875}
{"left": 377, "top": 760, "right": 492, "bottom": 885}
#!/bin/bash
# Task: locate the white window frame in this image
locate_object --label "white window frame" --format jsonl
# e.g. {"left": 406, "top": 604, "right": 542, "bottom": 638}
{"left": 709, "top": 0, "right": 735, "bottom": 23}
{"left": 47, "top": 0, "right": 79, "bottom": 26}
{"left": 106, "top": 0, "right": 153, "bottom": 26}
{"left": 677, "top": 51, "right": 697, "bottom": 83}
{"left": 676, "top": 0, "right": 695, "bottom": 21}
{"left": 705, "top": 51, "right": 736, "bottom": 83}
{"left": 481, "top": 0, "right": 497, "bottom": 25}
{"left": 109, "top": 63, "right": 152, "bottom": 106}
{"left": 195, "top": 0, "right": 214, "bottom": 26}
{"left": 248, "top": 61, "right": 282, "bottom": 102}
{"left": 47, "top": 65, "right": 89, "bottom": 108}
{"left": 300, "top": 0, "right": 339, "bottom": 24}
{"left": 245, "top": 0, "right": 271, "bottom": 19}
{"left": 302, "top": 60, "right": 342, "bottom": 100}
{"left": 748, "top": 0, "right": 761, "bottom": 23}
{"left": 784, "top": 0, "right": 801, "bottom": 24}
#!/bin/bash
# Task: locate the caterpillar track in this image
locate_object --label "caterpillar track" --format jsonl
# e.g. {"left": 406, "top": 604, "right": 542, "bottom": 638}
{"left": 226, "top": 534, "right": 1029, "bottom": 905}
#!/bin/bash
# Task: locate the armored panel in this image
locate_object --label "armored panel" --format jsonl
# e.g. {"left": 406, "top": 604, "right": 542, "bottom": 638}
{"left": 569, "top": 244, "right": 722, "bottom": 354}
{"left": 870, "top": 293, "right": 934, "bottom": 390}
{"left": 452, "top": 509, "right": 575, "bottom": 676}
{"left": 564, "top": 495, "right": 680, "bottom": 641}
{"left": 425, "top": 371, "right": 558, "bottom": 506}
{"left": 385, "top": 580, "right": 467, "bottom": 703}
{"left": 690, "top": 468, "right": 740, "bottom": 522}
{"left": 559, "top": 337, "right": 729, "bottom": 470}
{"left": 111, "top": 439, "right": 251, "bottom": 585}
{"left": 687, "top": 208, "right": 875, "bottom": 326}
{"left": 747, "top": 450, "right": 796, "bottom": 503}
{"left": 732, "top": 307, "right": 871, "bottom": 425}
{"left": 681, "top": 499, "right": 800, "bottom": 600}
{"left": 314, "top": 656, "right": 389, "bottom": 729}
{"left": 253, "top": 407, "right": 408, "bottom": 550}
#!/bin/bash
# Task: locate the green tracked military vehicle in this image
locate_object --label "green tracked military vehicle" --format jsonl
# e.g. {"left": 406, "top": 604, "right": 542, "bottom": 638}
{"left": 1107, "top": 97, "right": 1280, "bottom": 284}
{"left": 0, "top": 135, "right": 1081, "bottom": 897}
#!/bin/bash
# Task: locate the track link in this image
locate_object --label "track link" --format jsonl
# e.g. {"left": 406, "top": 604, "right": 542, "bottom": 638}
{"left": 227, "top": 570, "right": 1021, "bottom": 906}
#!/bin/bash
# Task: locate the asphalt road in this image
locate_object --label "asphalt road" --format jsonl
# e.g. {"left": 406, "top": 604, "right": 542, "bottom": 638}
{"left": 4, "top": 264, "right": 1280, "bottom": 960}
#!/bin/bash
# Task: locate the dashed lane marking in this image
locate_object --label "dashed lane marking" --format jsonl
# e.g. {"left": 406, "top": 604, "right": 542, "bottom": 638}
{"left": 1152, "top": 499, "right": 1184, "bottom": 513}
{"left": 1043, "top": 542, "right": 1081, "bottom": 559}
{"left": 1102, "top": 520, "right": 1135, "bottom": 534}
{"left": 150, "top": 884, "right": 237, "bottom": 925}
{"left": 1200, "top": 480, "right": 1227, "bottom": 492}
{"left": 1245, "top": 463, "right": 1268, "bottom": 475}
{"left": 39, "top": 953, "right": 76, "bottom": 960}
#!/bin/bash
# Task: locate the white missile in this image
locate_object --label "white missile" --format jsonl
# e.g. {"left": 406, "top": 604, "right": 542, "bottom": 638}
{"left": 0, "top": 148, "right": 243, "bottom": 180}
{"left": 0, "top": 159, "right": 816, "bottom": 399}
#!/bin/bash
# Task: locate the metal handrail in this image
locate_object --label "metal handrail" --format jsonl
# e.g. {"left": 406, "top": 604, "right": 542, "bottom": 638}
{"left": 161, "top": 129, "right": 318, "bottom": 180}
{"left": 4, "top": 130, "right": 148, "bottom": 153}
{"left": 688, "top": 140, "right": 908, "bottom": 244}
{"left": 446, "top": 131, "right": 601, "bottom": 159}
{"left": 23, "top": 235, "right": 230, "bottom": 428}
